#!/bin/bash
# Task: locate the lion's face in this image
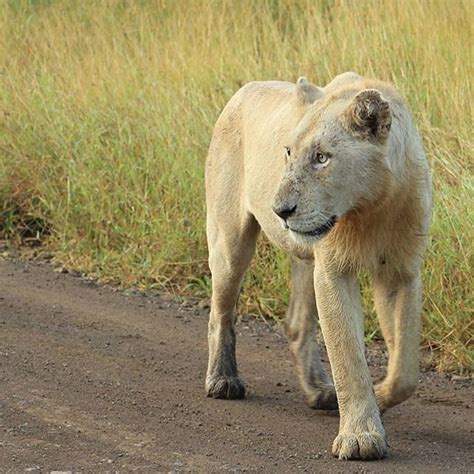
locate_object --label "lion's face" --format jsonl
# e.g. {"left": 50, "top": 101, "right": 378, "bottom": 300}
{"left": 272, "top": 89, "right": 393, "bottom": 245}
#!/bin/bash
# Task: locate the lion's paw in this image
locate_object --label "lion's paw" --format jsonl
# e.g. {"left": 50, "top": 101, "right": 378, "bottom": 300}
{"left": 306, "top": 384, "right": 338, "bottom": 410}
{"left": 332, "top": 431, "right": 387, "bottom": 460}
{"left": 375, "top": 379, "right": 417, "bottom": 412}
{"left": 206, "top": 375, "right": 245, "bottom": 399}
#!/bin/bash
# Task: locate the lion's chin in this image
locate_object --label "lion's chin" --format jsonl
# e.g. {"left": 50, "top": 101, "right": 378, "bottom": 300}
{"left": 289, "top": 216, "right": 337, "bottom": 244}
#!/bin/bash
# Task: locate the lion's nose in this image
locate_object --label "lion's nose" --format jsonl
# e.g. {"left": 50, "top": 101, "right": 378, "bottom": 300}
{"left": 272, "top": 203, "right": 297, "bottom": 221}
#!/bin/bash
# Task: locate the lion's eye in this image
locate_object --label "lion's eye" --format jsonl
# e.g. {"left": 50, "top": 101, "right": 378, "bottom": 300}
{"left": 284, "top": 146, "right": 291, "bottom": 158}
{"left": 310, "top": 151, "right": 331, "bottom": 168}
{"left": 316, "top": 152, "right": 329, "bottom": 164}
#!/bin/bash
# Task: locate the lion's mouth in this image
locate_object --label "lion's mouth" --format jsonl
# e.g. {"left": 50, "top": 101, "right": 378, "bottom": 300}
{"left": 292, "top": 216, "right": 337, "bottom": 238}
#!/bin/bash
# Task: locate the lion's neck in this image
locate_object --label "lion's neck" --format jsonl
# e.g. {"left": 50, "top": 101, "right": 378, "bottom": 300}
{"left": 322, "top": 182, "right": 424, "bottom": 274}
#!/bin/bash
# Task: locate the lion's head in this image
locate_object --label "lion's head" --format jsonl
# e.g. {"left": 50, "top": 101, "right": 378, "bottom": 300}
{"left": 272, "top": 82, "right": 394, "bottom": 246}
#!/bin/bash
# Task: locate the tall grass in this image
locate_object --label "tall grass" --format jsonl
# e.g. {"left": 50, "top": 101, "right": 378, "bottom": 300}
{"left": 0, "top": 0, "right": 472, "bottom": 372}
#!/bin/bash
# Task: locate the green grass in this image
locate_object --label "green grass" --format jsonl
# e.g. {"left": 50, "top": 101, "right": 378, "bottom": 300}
{"left": 0, "top": 0, "right": 472, "bottom": 372}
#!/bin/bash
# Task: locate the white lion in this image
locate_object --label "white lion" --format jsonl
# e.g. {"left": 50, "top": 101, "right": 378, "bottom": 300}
{"left": 204, "top": 72, "right": 432, "bottom": 460}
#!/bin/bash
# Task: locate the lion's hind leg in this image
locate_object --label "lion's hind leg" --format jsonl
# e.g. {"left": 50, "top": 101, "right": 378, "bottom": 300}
{"left": 286, "top": 258, "right": 338, "bottom": 410}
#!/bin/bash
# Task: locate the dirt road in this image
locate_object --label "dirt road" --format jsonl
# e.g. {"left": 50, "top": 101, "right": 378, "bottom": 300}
{"left": 0, "top": 257, "right": 472, "bottom": 472}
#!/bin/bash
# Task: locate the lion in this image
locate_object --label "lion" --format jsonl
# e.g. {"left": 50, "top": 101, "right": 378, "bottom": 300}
{"left": 204, "top": 72, "right": 432, "bottom": 460}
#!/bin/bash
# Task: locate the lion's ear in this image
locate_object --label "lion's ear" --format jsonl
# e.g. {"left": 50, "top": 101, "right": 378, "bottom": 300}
{"left": 344, "top": 89, "right": 391, "bottom": 143}
{"left": 296, "top": 77, "right": 322, "bottom": 105}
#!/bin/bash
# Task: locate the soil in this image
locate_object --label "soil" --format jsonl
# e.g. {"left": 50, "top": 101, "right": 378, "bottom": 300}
{"left": 0, "top": 256, "right": 472, "bottom": 472}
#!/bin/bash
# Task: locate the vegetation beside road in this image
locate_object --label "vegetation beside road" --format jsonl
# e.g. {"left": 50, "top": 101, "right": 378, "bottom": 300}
{"left": 1, "top": 0, "right": 472, "bottom": 372}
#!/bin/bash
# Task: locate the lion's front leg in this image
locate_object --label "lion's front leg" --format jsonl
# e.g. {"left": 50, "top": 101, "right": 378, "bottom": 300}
{"left": 373, "top": 271, "right": 422, "bottom": 411}
{"left": 314, "top": 260, "right": 387, "bottom": 460}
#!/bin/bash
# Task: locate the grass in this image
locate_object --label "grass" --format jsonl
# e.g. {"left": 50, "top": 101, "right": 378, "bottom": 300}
{"left": 0, "top": 0, "right": 472, "bottom": 373}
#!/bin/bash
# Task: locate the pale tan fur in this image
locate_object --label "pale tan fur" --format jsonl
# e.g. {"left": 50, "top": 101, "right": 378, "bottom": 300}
{"left": 205, "top": 72, "right": 432, "bottom": 460}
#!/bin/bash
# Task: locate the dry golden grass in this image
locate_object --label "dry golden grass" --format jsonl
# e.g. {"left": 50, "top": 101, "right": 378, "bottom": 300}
{"left": 1, "top": 0, "right": 472, "bottom": 372}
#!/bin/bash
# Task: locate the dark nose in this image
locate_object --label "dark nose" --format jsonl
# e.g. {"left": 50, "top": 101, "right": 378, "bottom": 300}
{"left": 272, "top": 203, "right": 297, "bottom": 220}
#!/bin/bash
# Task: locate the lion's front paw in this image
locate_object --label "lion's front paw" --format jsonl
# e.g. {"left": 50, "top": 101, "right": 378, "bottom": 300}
{"left": 332, "top": 430, "right": 387, "bottom": 460}
{"left": 306, "top": 384, "right": 338, "bottom": 410}
{"left": 206, "top": 375, "right": 245, "bottom": 399}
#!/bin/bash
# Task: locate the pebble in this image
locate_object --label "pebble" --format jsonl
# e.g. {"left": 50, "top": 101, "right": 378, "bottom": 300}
{"left": 53, "top": 266, "right": 68, "bottom": 274}
{"left": 452, "top": 375, "right": 470, "bottom": 382}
